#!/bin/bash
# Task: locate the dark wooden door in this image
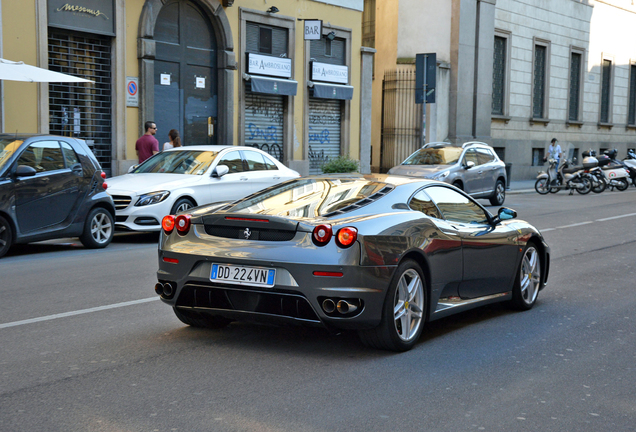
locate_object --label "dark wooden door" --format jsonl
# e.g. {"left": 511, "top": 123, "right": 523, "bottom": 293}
{"left": 154, "top": 0, "right": 217, "bottom": 147}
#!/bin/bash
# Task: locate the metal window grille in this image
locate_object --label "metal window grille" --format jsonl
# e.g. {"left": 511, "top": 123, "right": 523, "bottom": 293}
{"left": 628, "top": 65, "right": 636, "bottom": 125}
{"left": 492, "top": 36, "right": 506, "bottom": 115}
{"left": 310, "top": 38, "right": 345, "bottom": 65}
{"left": 600, "top": 59, "right": 612, "bottom": 123}
{"left": 533, "top": 45, "right": 546, "bottom": 119}
{"left": 568, "top": 53, "right": 581, "bottom": 121}
{"left": 380, "top": 69, "right": 422, "bottom": 172}
{"left": 48, "top": 30, "right": 112, "bottom": 174}
{"left": 246, "top": 23, "right": 288, "bottom": 57}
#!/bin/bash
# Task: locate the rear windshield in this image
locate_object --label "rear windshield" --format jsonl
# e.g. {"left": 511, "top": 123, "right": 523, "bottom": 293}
{"left": 225, "top": 178, "right": 390, "bottom": 218}
{"left": 0, "top": 139, "right": 24, "bottom": 171}
{"left": 133, "top": 150, "right": 218, "bottom": 175}
{"left": 402, "top": 146, "right": 463, "bottom": 165}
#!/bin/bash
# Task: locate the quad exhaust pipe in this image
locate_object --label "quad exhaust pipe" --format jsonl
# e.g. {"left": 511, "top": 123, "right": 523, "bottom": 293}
{"left": 336, "top": 299, "right": 358, "bottom": 314}
{"left": 155, "top": 282, "right": 175, "bottom": 298}
{"left": 322, "top": 298, "right": 361, "bottom": 315}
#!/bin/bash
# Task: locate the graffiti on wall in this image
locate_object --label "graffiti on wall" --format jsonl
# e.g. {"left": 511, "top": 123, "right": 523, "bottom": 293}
{"left": 245, "top": 97, "right": 284, "bottom": 161}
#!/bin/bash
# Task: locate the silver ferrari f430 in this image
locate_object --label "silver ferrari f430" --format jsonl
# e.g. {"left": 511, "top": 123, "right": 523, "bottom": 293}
{"left": 155, "top": 174, "right": 550, "bottom": 352}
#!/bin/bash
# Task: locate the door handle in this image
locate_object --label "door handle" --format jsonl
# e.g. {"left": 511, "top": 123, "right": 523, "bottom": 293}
{"left": 240, "top": 177, "right": 248, "bottom": 181}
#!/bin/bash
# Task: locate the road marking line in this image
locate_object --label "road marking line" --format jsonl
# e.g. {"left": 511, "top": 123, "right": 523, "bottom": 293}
{"left": 554, "top": 221, "right": 594, "bottom": 229}
{"left": 597, "top": 212, "right": 636, "bottom": 222}
{"left": 0, "top": 297, "right": 159, "bottom": 329}
{"left": 541, "top": 212, "right": 636, "bottom": 232}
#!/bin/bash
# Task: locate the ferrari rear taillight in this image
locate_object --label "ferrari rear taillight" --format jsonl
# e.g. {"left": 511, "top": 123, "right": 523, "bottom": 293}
{"left": 162, "top": 215, "right": 175, "bottom": 234}
{"left": 312, "top": 224, "right": 332, "bottom": 246}
{"left": 102, "top": 182, "right": 108, "bottom": 190}
{"left": 101, "top": 171, "right": 106, "bottom": 179}
{"left": 336, "top": 227, "right": 358, "bottom": 248}
{"left": 175, "top": 214, "right": 191, "bottom": 235}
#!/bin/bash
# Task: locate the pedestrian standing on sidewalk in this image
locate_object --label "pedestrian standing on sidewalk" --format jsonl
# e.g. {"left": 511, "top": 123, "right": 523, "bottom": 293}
{"left": 162, "top": 129, "right": 181, "bottom": 150}
{"left": 136, "top": 121, "right": 159, "bottom": 164}
{"left": 544, "top": 138, "right": 563, "bottom": 167}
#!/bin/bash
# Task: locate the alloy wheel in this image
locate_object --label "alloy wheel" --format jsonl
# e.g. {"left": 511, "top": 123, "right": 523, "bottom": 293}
{"left": 393, "top": 268, "right": 425, "bottom": 342}
{"left": 519, "top": 246, "right": 541, "bottom": 306}
{"left": 91, "top": 212, "right": 113, "bottom": 244}
{"left": 175, "top": 202, "right": 192, "bottom": 213}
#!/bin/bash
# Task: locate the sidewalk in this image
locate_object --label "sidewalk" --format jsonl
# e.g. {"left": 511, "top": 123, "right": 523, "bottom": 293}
{"left": 507, "top": 179, "right": 536, "bottom": 194}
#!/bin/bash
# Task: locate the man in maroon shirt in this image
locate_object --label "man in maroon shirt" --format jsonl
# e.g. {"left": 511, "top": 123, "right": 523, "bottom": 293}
{"left": 135, "top": 121, "right": 159, "bottom": 163}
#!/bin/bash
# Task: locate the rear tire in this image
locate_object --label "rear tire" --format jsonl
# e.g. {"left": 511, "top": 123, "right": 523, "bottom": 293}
{"left": 0, "top": 215, "right": 13, "bottom": 258}
{"left": 173, "top": 307, "right": 232, "bottom": 329}
{"left": 79, "top": 208, "right": 114, "bottom": 249}
{"left": 452, "top": 181, "right": 463, "bottom": 191}
{"left": 615, "top": 178, "right": 629, "bottom": 191}
{"left": 575, "top": 177, "right": 592, "bottom": 195}
{"left": 590, "top": 174, "right": 606, "bottom": 193}
{"left": 358, "top": 260, "right": 426, "bottom": 352}
{"left": 489, "top": 180, "right": 506, "bottom": 206}
{"left": 510, "top": 242, "right": 542, "bottom": 311}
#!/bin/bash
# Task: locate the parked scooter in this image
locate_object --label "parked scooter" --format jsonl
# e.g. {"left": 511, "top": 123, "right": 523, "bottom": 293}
{"left": 535, "top": 158, "right": 592, "bottom": 195}
{"left": 598, "top": 149, "right": 630, "bottom": 191}
{"left": 581, "top": 150, "right": 607, "bottom": 193}
{"left": 621, "top": 149, "right": 636, "bottom": 187}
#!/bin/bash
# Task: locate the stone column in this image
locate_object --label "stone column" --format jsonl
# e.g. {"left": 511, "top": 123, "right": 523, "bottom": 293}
{"left": 449, "top": 0, "right": 495, "bottom": 144}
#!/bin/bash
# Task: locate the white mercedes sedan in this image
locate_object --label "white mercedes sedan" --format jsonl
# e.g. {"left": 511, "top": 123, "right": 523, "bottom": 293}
{"left": 107, "top": 145, "right": 300, "bottom": 232}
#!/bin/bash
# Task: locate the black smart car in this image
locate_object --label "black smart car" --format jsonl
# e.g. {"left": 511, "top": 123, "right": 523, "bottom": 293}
{"left": 0, "top": 134, "right": 115, "bottom": 258}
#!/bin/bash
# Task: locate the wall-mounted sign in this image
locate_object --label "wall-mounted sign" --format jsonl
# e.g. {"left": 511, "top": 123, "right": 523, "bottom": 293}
{"left": 304, "top": 20, "right": 322, "bottom": 40}
{"left": 196, "top": 77, "right": 206, "bottom": 89}
{"left": 311, "top": 62, "right": 348, "bottom": 84}
{"left": 160, "top": 74, "right": 171, "bottom": 86}
{"left": 247, "top": 53, "right": 292, "bottom": 79}
{"left": 48, "top": 0, "right": 115, "bottom": 36}
{"left": 126, "top": 76, "right": 139, "bottom": 107}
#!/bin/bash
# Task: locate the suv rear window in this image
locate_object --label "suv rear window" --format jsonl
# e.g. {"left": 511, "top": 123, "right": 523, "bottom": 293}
{"left": 402, "top": 147, "right": 463, "bottom": 165}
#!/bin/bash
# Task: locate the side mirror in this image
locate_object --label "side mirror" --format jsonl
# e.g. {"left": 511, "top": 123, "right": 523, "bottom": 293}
{"left": 498, "top": 207, "right": 517, "bottom": 221}
{"left": 15, "top": 165, "right": 37, "bottom": 177}
{"left": 128, "top": 164, "right": 139, "bottom": 173}
{"left": 212, "top": 164, "right": 229, "bottom": 178}
{"left": 464, "top": 161, "right": 475, "bottom": 169}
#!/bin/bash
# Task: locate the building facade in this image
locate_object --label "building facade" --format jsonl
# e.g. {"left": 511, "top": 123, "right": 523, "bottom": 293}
{"left": 367, "top": 0, "right": 636, "bottom": 179}
{"left": 1, "top": 0, "right": 370, "bottom": 176}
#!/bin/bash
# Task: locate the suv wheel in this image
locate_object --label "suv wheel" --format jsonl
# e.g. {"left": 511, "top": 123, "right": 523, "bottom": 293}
{"left": 489, "top": 180, "right": 506, "bottom": 206}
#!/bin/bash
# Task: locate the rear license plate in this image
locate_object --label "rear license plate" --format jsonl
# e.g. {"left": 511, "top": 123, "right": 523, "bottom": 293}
{"left": 210, "top": 264, "right": 276, "bottom": 288}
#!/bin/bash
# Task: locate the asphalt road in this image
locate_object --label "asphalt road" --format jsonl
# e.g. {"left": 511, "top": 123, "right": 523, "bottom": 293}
{"left": 1, "top": 189, "right": 635, "bottom": 431}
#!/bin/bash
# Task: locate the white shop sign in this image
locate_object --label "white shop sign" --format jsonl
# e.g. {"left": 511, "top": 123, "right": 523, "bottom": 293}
{"left": 248, "top": 53, "right": 292, "bottom": 79}
{"left": 304, "top": 20, "right": 322, "bottom": 40}
{"left": 311, "top": 62, "right": 348, "bottom": 84}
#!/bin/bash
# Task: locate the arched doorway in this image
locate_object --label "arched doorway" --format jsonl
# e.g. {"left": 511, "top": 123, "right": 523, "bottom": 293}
{"left": 154, "top": 0, "right": 217, "bottom": 147}
{"left": 138, "top": 0, "right": 233, "bottom": 149}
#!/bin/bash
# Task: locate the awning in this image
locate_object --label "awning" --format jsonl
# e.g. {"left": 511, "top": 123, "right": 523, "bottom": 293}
{"left": 244, "top": 74, "right": 297, "bottom": 96}
{"left": 309, "top": 81, "right": 354, "bottom": 100}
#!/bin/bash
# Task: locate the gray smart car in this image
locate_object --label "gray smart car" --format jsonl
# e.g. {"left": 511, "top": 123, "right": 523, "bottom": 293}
{"left": 388, "top": 142, "right": 507, "bottom": 206}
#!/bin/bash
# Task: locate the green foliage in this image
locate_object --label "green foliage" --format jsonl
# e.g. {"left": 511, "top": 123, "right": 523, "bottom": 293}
{"left": 321, "top": 156, "right": 359, "bottom": 174}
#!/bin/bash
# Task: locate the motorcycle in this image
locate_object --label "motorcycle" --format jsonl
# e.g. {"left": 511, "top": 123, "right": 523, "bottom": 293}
{"left": 621, "top": 149, "right": 636, "bottom": 187}
{"left": 535, "top": 158, "right": 592, "bottom": 195}
{"left": 598, "top": 149, "right": 630, "bottom": 191}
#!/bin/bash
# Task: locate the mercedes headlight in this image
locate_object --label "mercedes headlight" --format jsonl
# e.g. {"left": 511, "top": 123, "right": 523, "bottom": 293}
{"left": 135, "top": 191, "right": 171, "bottom": 206}
{"left": 432, "top": 170, "right": 450, "bottom": 181}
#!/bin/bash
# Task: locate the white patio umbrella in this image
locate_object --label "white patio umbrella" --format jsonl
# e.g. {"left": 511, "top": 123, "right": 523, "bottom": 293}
{"left": 0, "top": 58, "right": 94, "bottom": 83}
